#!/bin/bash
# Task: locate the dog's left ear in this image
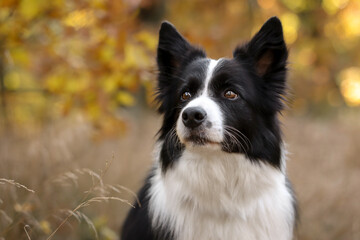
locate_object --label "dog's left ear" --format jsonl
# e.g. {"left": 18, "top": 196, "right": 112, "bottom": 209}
{"left": 234, "top": 17, "right": 288, "bottom": 112}
{"left": 233, "top": 17, "right": 288, "bottom": 77}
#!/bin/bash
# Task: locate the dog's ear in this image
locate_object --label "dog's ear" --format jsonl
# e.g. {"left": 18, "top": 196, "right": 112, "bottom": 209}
{"left": 157, "top": 21, "right": 189, "bottom": 74}
{"left": 234, "top": 17, "right": 288, "bottom": 111}
{"left": 234, "top": 17, "right": 288, "bottom": 77}
{"left": 157, "top": 21, "right": 205, "bottom": 75}
{"left": 156, "top": 22, "right": 205, "bottom": 114}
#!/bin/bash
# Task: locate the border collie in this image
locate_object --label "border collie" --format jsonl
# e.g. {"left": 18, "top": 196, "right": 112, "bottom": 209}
{"left": 121, "top": 17, "right": 297, "bottom": 240}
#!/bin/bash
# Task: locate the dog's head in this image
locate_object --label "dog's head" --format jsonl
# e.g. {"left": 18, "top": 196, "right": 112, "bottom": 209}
{"left": 156, "top": 17, "right": 288, "bottom": 170}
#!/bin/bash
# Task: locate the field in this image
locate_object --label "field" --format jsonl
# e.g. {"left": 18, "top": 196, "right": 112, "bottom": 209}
{"left": 1, "top": 111, "right": 360, "bottom": 240}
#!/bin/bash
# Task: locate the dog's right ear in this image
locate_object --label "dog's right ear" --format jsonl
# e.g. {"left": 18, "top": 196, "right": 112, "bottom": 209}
{"left": 157, "top": 21, "right": 205, "bottom": 76}
{"left": 156, "top": 22, "right": 205, "bottom": 114}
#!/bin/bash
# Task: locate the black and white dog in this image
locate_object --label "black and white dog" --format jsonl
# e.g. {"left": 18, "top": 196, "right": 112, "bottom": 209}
{"left": 122, "top": 17, "right": 297, "bottom": 240}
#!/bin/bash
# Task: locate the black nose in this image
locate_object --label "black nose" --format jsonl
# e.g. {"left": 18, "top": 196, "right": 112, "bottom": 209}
{"left": 182, "top": 107, "right": 207, "bottom": 128}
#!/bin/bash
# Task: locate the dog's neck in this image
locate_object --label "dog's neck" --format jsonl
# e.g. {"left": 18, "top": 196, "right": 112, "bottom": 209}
{"left": 149, "top": 144, "right": 294, "bottom": 240}
{"left": 160, "top": 146, "right": 285, "bottom": 210}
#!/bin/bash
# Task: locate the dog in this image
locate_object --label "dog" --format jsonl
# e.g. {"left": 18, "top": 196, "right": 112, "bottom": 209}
{"left": 121, "top": 17, "right": 297, "bottom": 240}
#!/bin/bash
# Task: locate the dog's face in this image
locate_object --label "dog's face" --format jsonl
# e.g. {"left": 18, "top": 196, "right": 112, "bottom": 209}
{"left": 156, "top": 17, "right": 288, "bottom": 171}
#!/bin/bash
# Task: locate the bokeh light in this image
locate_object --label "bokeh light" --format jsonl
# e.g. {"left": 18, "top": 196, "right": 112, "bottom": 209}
{"left": 280, "top": 12, "right": 300, "bottom": 44}
{"left": 339, "top": 67, "right": 360, "bottom": 106}
{"left": 322, "top": 0, "right": 349, "bottom": 15}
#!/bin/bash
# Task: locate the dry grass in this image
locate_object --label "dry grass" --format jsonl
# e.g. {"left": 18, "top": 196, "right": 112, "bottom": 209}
{"left": 285, "top": 113, "right": 360, "bottom": 240}
{"left": 0, "top": 111, "right": 157, "bottom": 240}
{"left": 1, "top": 110, "right": 360, "bottom": 239}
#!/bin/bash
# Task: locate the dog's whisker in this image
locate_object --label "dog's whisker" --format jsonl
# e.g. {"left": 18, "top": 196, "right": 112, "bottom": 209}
{"left": 223, "top": 129, "right": 248, "bottom": 157}
{"left": 224, "top": 125, "right": 252, "bottom": 150}
{"left": 223, "top": 126, "right": 251, "bottom": 154}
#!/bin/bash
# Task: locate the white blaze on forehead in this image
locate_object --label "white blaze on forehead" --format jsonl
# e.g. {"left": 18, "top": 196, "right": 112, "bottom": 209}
{"left": 202, "top": 59, "right": 221, "bottom": 96}
{"left": 176, "top": 58, "right": 224, "bottom": 144}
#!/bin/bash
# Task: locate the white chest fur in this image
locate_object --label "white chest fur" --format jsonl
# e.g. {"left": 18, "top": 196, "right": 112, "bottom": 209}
{"left": 149, "top": 146, "right": 295, "bottom": 240}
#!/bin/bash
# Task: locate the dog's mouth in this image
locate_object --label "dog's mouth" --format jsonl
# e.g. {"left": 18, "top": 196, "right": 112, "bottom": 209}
{"left": 184, "top": 134, "right": 220, "bottom": 146}
{"left": 177, "top": 120, "right": 224, "bottom": 147}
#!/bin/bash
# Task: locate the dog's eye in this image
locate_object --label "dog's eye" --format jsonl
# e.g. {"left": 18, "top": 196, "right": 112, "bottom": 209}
{"left": 181, "top": 91, "right": 192, "bottom": 100}
{"left": 224, "top": 90, "right": 238, "bottom": 100}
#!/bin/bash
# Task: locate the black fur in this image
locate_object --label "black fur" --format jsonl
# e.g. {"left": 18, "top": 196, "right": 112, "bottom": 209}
{"left": 121, "top": 173, "right": 173, "bottom": 240}
{"left": 121, "top": 178, "right": 154, "bottom": 240}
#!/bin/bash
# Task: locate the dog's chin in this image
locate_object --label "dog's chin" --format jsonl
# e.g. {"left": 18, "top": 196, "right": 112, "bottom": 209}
{"left": 182, "top": 135, "right": 221, "bottom": 149}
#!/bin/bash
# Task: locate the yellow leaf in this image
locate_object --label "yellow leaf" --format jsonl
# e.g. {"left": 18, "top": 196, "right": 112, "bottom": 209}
{"left": 64, "top": 77, "right": 89, "bottom": 93}
{"left": 116, "top": 91, "right": 135, "bottom": 106}
{"left": 123, "top": 43, "right": 151, "bottom": 69}
{"left": 119, "top": 73, "right": 138, "bottom": 90}
{"left": 19, "top": 0, "right": 46, "bottom": 20}
{"left": 136, "top": 31, "right": 158, "bottom": 50}
{"left": 63, "top": 9, "right": 96, "bottom": 29}
{"left": 99, "top": 45, "right": 115, "bottom": 63}
{"left": 4, "top": 71, "right": 20, "bottom": 90}
{"left": 90, "top": 28, "right": 107, "bottom": 44}
{"left": 281, "top": 0, "right": 307, "bottom": 12}
{"left": 45, "top": 74, "right": 64, "bottom": 93}
{"left": 87, "top": 103, "right": 100, "bottom": 120}
{"left": 10, "top": 47, "right": 29, "bottom": 67}
{"left": 90, "top": 0, "right": 106, "bottom": 9}
{"left": 102, "top": 74, "right": 119, "bottom": 93}
{"left": 0, "top": 7, "right": 10, "bottom": 20}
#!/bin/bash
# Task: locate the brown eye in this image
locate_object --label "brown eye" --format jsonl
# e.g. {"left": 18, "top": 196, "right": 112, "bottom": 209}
{"left": 224, "top": 90, "right": 238, "bottom": 100}
{"left": 181, "top": 91, "right": 192, "bottom": 100}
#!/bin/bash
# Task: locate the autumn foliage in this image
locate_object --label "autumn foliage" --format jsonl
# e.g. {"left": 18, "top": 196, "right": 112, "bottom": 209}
{"left": 0, "top": 0, "right": 157, "bottom": 135}
{"left": 1, "top": 0, "right": 360, "bottom": 135}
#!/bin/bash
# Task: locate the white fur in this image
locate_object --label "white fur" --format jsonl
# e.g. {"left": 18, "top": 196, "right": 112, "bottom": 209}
{"left": 148, "top": 59, "right": 295, "bottom": 240}
{"left": 149, "top": 146, "right": 295, "bottom": 240}
{"left": 203, "top": 59, "right": 219, "bottom": 96}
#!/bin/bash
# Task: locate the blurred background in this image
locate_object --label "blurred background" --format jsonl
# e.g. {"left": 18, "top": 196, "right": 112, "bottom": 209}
{"left": 0, "top": 0, "right": 360, "bottom": 239}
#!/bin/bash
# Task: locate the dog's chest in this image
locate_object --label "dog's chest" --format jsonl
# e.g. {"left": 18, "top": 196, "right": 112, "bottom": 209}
{"left": 149, "top": 149, "right": 294, "bottom": 240}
